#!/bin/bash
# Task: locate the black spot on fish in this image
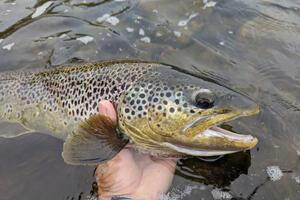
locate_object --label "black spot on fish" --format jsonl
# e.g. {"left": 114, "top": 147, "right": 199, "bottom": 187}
{"left": 93, "top": 102, "right": 97, "bottom": 109}
{"left": 130, "top": 100, "right": 134, "bottom": 105}
{"left": 169, "top": 107, "right": 175, "bottom": 113}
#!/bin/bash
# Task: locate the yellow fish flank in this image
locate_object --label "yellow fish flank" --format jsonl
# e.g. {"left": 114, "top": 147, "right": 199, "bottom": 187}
{"left": 0, "top": 60, "right": 259, "bottom": 165}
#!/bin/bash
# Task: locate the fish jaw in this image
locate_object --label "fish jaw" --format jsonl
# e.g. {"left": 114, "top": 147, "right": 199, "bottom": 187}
{"left": 163, "top": 126, "right": 258, "bottom": 156}
{"left": 161, "top": 107, "right": 260, "bottom": 156}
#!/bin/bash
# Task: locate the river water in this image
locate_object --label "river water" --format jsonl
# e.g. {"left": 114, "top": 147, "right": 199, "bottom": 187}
{"left": 0, "top": 0, "right": 299, "bottom": 199}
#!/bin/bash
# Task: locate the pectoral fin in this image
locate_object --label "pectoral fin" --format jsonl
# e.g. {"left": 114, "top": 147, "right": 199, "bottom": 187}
{"left": 62, "top": 114, "right": 129, "bottom": 165}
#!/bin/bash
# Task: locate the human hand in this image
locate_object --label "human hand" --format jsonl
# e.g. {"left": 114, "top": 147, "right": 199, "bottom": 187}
{"left": 95, "top": 100, "right": 177, "bottom": 200}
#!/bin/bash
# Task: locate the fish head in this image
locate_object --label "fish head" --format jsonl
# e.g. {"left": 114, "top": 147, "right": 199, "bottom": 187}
{"left": 118, "top": 66, "right": 259, "bottom": 156}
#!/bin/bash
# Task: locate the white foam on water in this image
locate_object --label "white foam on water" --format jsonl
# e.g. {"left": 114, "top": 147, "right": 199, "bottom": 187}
{"left": 114, "top": 0, "right": 126, "bottom": 2}
{"left": 97, "top": 14, "right": 119, "bottom": 26}
{"left": 159, "top": 185, "right": 201, "bottom": 200}
{"left": 219, "top": 41, "right": 225, "bottom": 46}
{"left": 140, "top": 36, "right": 151, "bottom": 43}
{"left": 0, "top": 39, "right": 3, "bottom": 44}
{"left": 173, "top": 31, "right": 182, "bottom": 38}
{"left": 106, "top": 16, "right": 119, "bottom": 26}
{"left": 32, "top": 1, "right": 54, "bottom": 18}
{"left": 211, "top": 188, "right": 232, "bottom": 200}
{"left": 178, "top": 13, "right": 198, "bottom": 27}
{"left": 266, "top": 166, "right": 283, "bottom": 181}
{"left": 126, "top": 27, "right": 134, "bottom": 32}
{"left": 203, "top": 0, "right": 217, "bottom": 9}
{"left": 2, "top": 42, "right": 15, "bottom": 51}
{"left": 76, "top": 36, "right": 94, "bottom": 45}
{"left": 85, "top": 195, "right": 97, "bottom": 200}
{"left": 139, "top": 28, "right": 145, "bottom": 36}
{"left": 156, "top": 32, "right": 163, "bottom": 37}
{"left": 293, "top": 176, "right": 300, "bottom": 184}
{"left": 59, "top": 34, "right": 67, "bottom": 39}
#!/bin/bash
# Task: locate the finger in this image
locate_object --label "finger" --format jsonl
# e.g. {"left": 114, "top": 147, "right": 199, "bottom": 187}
{"left": 98, "top": 100, "right": 117, "bottom": 122}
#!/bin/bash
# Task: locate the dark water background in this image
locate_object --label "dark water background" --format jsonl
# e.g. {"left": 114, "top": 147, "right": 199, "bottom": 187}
{"left": 0, "top": 0, "right": 300, "bottom": 199}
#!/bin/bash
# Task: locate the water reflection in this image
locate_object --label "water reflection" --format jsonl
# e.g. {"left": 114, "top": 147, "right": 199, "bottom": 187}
{"left": 177, "top": 151, "right": 251, "bottom": 187}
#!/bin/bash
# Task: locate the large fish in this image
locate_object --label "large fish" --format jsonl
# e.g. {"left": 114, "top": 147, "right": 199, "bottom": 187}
{"left": 0, "top": 60, "right": 259, "bottom": 165}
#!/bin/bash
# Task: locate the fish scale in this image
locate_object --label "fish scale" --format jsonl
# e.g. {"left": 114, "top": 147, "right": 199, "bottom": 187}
{"left": 0, "top": 61, "right": 155, "bottom": 139}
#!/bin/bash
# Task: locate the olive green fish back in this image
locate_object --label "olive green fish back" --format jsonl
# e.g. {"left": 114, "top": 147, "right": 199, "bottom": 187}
{"left": 0, "top": 61, "right": 155, "bottom": 139}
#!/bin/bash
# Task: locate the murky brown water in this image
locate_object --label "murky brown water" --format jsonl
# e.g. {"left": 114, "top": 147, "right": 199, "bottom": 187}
{"left": 0, "top": 0, "right": 300, "bottom": 199}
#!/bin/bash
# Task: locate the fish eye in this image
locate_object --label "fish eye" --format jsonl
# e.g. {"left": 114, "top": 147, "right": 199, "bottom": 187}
{"left": 194, "top": 91, "right": 215, "bottom": 109}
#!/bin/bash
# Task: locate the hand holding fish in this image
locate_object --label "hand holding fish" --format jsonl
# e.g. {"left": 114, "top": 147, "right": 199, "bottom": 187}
{"left": 96, "top": 100, "right": 177, "bottom": 200}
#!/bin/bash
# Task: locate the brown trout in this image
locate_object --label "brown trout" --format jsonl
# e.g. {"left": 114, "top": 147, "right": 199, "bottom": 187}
{"left": 0, "top": 60, "right": 259, "bottom": 165}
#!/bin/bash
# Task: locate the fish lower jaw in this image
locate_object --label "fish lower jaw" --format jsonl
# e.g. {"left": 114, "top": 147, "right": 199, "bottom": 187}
{"left": 195, "top": 126, "right": 257, "bottom": 143}
{"left": 162, "top": 125, "right": 258, "bottom": 157}
{"left": 161, "top": 142, "right": 239, "bottom": 157}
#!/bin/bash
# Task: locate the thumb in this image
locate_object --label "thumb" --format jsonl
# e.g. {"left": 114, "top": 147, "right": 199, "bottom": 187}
{"left": 98, "top": 100, "right": 117, "bottom": 122}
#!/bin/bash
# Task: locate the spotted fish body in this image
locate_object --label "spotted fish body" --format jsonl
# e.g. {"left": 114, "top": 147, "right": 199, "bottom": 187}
{"left": 0, "top": 61, "right": 155, "bottom": 139}
{"left": 0, "top": 60, "right": 259, "bottom": 165}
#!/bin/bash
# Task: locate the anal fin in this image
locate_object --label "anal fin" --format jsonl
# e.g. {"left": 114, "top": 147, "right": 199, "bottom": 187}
{"left": 62, "top": 114, "right": 129, "bottom": 165}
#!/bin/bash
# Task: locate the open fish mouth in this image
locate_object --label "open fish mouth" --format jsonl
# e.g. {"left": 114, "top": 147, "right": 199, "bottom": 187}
{"left": 162, "top": 106, "right": 260, "bottom": 157}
